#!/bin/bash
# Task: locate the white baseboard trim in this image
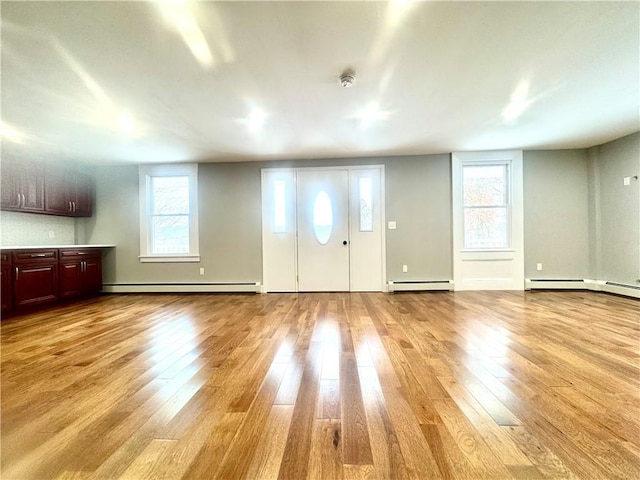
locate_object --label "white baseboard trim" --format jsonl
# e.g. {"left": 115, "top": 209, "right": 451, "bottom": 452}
{"left": 388, "top": 280, "right": 454, "bottom": 292}
{"left": 102, "top": 282, "right": 261, "bottom": 294}
{"left": 526, "top": 278, "right": 640, "bottom": 299}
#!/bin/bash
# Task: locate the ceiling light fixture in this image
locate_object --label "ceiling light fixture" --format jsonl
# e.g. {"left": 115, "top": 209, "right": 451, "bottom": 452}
{"left": 340, "top": 72, "right": 355, "bottom": 88}
{"left": 245, "top": 109, "right": 267, "bottom": 132}
{"left": 0, "top": 121, "right": 28, "bottom": 143}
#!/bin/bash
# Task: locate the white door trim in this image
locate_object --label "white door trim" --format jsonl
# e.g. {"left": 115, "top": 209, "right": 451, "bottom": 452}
{"left": 261, "top": 165, "right": 386, "bottom": 292}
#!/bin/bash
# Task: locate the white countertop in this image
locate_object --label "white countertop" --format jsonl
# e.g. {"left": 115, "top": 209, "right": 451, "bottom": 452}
{"left": 1, "top": 244, "right": 115, "bottom": 250}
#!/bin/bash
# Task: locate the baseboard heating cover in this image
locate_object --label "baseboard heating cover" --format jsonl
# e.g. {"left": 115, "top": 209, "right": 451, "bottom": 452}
{"left": 525, "top": 279, "right": 585, "bottom": 290}
{"left": 102, "top": 282, "right": 261, "bottom": 294}
{"left": 388, "top": 280, "right": 454, "bottom": 292}
{"left": 526, "top": 278, "right": 640, "bottom": 299}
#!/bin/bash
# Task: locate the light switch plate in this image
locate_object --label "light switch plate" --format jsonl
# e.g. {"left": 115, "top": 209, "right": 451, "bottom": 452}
{"left": 388, "top": 221, "right": 397, "bottom": 230}
{"left": 623, "top": 177, "right": 631, "bottom": 186}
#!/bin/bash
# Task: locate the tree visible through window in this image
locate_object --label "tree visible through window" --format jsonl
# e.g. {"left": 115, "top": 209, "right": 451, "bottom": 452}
{"left": 463, "top": 165, "right": 509, "bottom": 249}
{"left": 150, "top": 176, "right": 190, "bottom": 254}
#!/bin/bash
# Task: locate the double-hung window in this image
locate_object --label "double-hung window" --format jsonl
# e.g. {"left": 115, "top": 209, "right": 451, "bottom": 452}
{"left": 462, "top": 164, "right": 510, "bottom": 249}
{"left": 139, "top": 164, "right": 200, "bottom": 262}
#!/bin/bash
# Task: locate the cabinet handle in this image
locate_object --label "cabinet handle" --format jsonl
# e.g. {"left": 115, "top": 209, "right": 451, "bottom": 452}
{"left": 22, "top": 194, "right": 25, "bottom": 206}
{"left": 73, "top": 201, "right": 76, "bottom": 213}
{"left": 15, "top": 267, "right": 19, "bottom": 280}
{"left": 17, "top": 193, "right": 21, "bottom": 206}
{"left": 30, "top": 254, "right": 47, "bottom": 257}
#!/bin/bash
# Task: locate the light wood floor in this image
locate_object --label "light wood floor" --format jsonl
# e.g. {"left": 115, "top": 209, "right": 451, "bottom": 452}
{"left": 1, "top": 291, "right": 639, "bottom": 479}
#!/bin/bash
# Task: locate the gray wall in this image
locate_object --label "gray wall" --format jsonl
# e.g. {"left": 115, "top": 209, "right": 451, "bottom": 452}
{"left": 82, "top": 154, "right": 453, "bottom": 285}
{"left": 9, "top": 133, "right": 638, "bottom": 288}
{"left": 588, "top": 132, "right": 640, "bottom": 285}
{"left": 523, "top": 150, "right": 590, "bottom": 279}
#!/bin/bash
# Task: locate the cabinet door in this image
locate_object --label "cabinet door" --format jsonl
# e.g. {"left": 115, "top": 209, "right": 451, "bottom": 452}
{"left": 1, "top": 162, "right": 22, "bottom": 210}
{"left": 45, "top": 167, "right": 72, "bottom": 215}
{"left": 1, "top": 161, "right": 44, "bottom": 212}
{"left": 59, "top": 261, "right": 83, "bottom": 298}
{"left": 1, "top": 253, "right": 11, "bottom": 313}
{"left": 13, "top": 263, "right": 58, "bottom": 308}
{"left": 83, "top": 256, "right": 102, "bottom": 293}
{"left": 20, "top": 162, "right": 45, "bottom": 212}
{"left": 73, "top": 172, "right": 93, "bottom": 217}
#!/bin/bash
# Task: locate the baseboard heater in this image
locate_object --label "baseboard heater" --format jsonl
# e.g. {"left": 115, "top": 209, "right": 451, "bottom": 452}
{"left": 526, "top": 278, "right": 640, "bottom": 299}
{"left": 102, "top": 282, "right": 261, "bottom": 294}
{"left": 388, "top": 280, "right": 454, "bottom": 292}
{"left": 525, "top": 279, "right": 585, "bottom": 290}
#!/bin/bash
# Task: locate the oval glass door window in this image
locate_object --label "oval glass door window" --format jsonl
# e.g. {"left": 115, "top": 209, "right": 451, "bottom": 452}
{"left": 313, "top": 191, "right": 333, "bottom": 244}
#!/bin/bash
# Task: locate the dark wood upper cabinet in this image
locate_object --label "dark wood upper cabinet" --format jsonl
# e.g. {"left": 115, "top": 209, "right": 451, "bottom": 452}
{"left": 45, "top": 168, "right": 93, "bottom": 217}
{"left": 1, "top": 161, "right": 93, "bottom": 218}
{"left": 67, "top": 171, "right": 93, "bottom": 217}
{"left": 1, "top": 160, "right": 45, "bottom": 213}
{"left": 44, "top": 167, "right": 69, "bottom": 215}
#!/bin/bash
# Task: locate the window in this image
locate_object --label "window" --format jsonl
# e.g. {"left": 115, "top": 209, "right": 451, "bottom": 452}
{"left": 139, "top": 164, "right": 199, "bottom": 262}
{"left": 273, "top": 180, "right": 286, "bottom": 233}
{"left": 359, "top": 176, "right": 373, "bottom": 231}
{"left": 462, "top": 164, "right": 509, "bottom": 249}
{"left": 313, "top": 190, "right": 333, "bottom": 245}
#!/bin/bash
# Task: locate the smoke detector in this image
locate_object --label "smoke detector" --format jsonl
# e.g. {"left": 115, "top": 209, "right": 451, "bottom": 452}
{"left": 340, "top": 72, "right": 355, "bottom": 88}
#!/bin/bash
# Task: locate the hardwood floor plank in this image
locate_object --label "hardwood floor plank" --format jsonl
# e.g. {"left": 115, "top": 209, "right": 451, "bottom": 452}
{"left": 308, "top": 419, "right": 344, "bottom": 480}
{"left": 245, "top": 405, "right": 295, "bottom": 480}
{"left": 1, "top": 291, "right": 638, "bottom": 479}
{"left": 340, "top": 352, "right": 374, "bottom": 465}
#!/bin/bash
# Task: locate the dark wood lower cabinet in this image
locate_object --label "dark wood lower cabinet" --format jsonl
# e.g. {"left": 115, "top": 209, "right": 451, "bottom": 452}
{"left": 2, "top": 247, "right": 103, "bottom": 316}
{"left": 59, "top": 249, "right": 102, "bottom": 298}
{"left": 12, "top": 249, "right": 59, "bottom": 309}
{"left": 14, "top": 263, "right": 59, "bottom": 308}
{"left": 1, "top": 252, "right": 12, "bottom": 313}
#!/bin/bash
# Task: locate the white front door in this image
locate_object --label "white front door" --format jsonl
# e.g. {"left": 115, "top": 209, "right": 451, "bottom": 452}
{"left": 297, "top": 170, "right": 350, "bottom": 291}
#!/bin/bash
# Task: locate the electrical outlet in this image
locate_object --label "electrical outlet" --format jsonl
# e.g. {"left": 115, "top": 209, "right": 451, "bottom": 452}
{"left": 623, "top": 176, "right": 631, "bottom": 186}
{"left": 388, "top": 221, "right": 397, "bottom": 230}
{"left": 402, "top": 264, "right": 408, "bottom": 273}
{"left": 536, "top": 263, "right": 543, "bottom": 271}
{"left": 48, "top": 231, "right": 55, "bottom": 239}
{"left": 199, "top": 267, "right": 205, "bottom": 275}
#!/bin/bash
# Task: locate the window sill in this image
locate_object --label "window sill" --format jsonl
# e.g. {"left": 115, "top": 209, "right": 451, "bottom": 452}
{"left": 139, "top": 255, "right": 201, "bottom": 263}
{"left": 460, "top": 248, "right": 515, "bottom": 253}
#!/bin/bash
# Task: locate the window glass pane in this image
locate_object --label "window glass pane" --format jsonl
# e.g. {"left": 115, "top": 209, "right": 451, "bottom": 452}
{"left": 274, "top": 180, "right": 286, "bottom": 233}
{"left": 151, "top": 215, "right": 189, "bottom": 254}
{"left": 359, "top": 177, "right": 373, "bottom": 232}
{"left": 313, "top": 191, "right": 333, "bottom": 245}
{"left": 152, "top": 176, "right": 189, "bottom": 214}
{"left": 463, "top": 165, "right": 506, "bottom": 206}
{"left": 464, "top": 207, "right": 508, "bottom": 249}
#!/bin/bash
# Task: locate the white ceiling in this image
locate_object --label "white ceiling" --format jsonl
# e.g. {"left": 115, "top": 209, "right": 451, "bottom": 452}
{"left": 1, "top": 1, "right": 639, "bottom": 165}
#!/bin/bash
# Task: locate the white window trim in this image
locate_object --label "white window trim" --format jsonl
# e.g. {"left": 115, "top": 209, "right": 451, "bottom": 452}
{"left": 138, "top": 163, "right": 200, "bottom": 263}
{"left": 452, "top": 150, "right": 524, "bottom": 291}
